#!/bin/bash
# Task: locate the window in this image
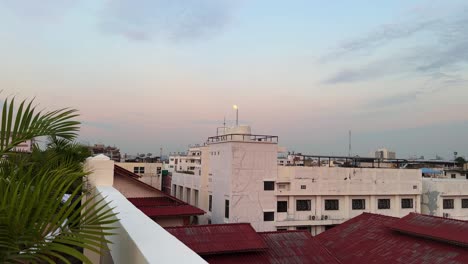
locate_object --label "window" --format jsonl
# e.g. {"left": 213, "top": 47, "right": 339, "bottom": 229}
{"left": 462, "top": 199, "right": 468, "bottom": 209}
{"left": 352, "top": 199, "right": 365, "bottom": 210}
{"left": 194, "top": 190, "right": 199, "bottom": 207}
{"left": 264, "top": 212, "right": 274, "bottom": 221}
{"left": 277, "top": 228, "right": 287, "bottom": 231}
{"left": 208, "top": 195, "right": 212, "bottom": 212}
{"left": 443, "top": 199, "right": 454, "bottom": 209}
{"left": 264, "top": 181, "right": 275, "bottom": 191}
{"left": 401, "top": 198, "right": 413, "bottom": 209}
{"left": 378, "top": 199, "right": 391, "bottom": 209}
{"left": 296, "top": 200, "right": 311, "bottom": 211}
{"left": 325, "top": 200, "right": 339, "bottom": 210}
{"left": 301, "top": 185, "right": 306, "bottom": 190}
{"left": 277, "top": 201, "right": 288, "bottom": 212}
{"left": 225, "top": 200, "right": 230, "bottom": 218}
{"left": 133, "top": 166, "right": 144, "bottom": 174}
{"left": 451, "top": 174, "right": 456, "bottom": 179}
{"left": 172, "top": 184, "right": 177, "bottom": 196}
{"left": 208, "top": 219, "right": 212, "bottom": 224}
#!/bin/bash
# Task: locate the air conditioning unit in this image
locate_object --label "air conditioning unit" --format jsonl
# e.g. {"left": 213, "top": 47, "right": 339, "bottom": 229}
{"left": 324, "top": 215, "right": 328, "bottom": 220}
{"left": 443, "top": 213, "right": 450, "bottom": 218}
{"left": 321, "top": 215, "right": 324, "bottom": 220}
{"left": 309, "top": 215, "right": 316, "bottom": 220}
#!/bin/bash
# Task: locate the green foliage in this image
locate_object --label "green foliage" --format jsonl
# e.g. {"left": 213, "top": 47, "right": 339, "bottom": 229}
{"left": 0, "top": 97, "right": 117, "bottom": 263}
{"left": 455, "top": 156, "right": 466, "bottom": 166}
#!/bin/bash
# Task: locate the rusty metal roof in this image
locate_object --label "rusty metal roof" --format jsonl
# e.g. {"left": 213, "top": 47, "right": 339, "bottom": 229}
{"left": 317, "top": 213, "right": 468, "bottom": 264}
{"left": 166, "top": 223, "right": 268, "bottom": 255}
{"left": 389, "top": 213, "right": 468, "bottom": 247}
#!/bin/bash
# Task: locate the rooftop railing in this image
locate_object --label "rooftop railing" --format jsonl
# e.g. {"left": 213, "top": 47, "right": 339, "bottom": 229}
{"left": 206, "top": 134, "right": 278, "bottom": 144}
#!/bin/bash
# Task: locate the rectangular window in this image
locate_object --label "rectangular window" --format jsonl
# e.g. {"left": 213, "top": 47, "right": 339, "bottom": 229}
{"left": 225, "top": 200, "right": 230, "bottom": 218}
{"left": 352, "top": 199, "right": 365, "bottom": 210}
{"left": 208, "top": 195, "right": 212, "bottom": 212}
{"left": 443, "top": 199, "right": 454, "bottom": 209}
{"left": 301, "top": 185, "right": 306, "bottom": 189}
{"left": 462, "top": 199, "right": 468, "bottom": 209}
{"left": 134, "top": 167, "right": 145, "bottom": 173}
{"left": 378, "top": 199, "right": 391, "bottom": 209}
{"left": 277, "top": 201, "right": 288, "bottom": 212}
{"left": 194, "top": 190, "right": 199, "bottom": 207}
{"left": 401, "top": 198, "right": 413, "bottom": 209}
{"left": 277, "top": 228, "right": 287, "bottom": 231}
{"left": 325, "top": 199, "right": 339, "bottom": 210}
{"left": 451, "top": 174, "right": 456, "bottom": 179}
{"left": 296, "top": 200, "right": 311, "bottom": 211}
{"left": 264, "top": 212, "right": 274, "bottom": 221}
{"left": 264, "top": 181, "right": 275, "bottom": 191}
{"left": 172, "top": 184, "right": 177, "bottom": 197}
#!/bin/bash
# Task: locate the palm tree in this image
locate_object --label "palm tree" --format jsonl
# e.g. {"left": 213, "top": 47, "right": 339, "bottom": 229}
{"left": 0, "top": 97, "right": 117, "bottom": 263}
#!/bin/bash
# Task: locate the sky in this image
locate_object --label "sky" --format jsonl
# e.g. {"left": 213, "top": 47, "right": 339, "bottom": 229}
{"left": 1, "top": 0, "right": 467, "bottom": 159}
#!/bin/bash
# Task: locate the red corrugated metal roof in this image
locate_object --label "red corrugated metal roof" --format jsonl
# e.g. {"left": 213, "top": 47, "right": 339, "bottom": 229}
{"left": 138, "top": 204, "right": 204, "bottom": 217}
{"left": 166, "top": 223, "right": 268, "bottom": 255}
{"left": 204, "top": 231, "right": 341, "bottom": 264}
{"left": 388, "top": 213, "right": 468, "bottom": 247}
{"left": 114, "top": 165, "right": 205, "bottom": 218}
{"left": 128, "top": 197, "right": 181, "bottom": 207}
{"left": 317, "top": 213, "right": 468, "bottom": 264}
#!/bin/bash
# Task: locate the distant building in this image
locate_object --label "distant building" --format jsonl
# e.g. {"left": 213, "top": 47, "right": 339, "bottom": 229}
{"left": 375, "top": 148, "right": 396, "bottom": 159}
{"left": 12, "top": 139, "right": 34, "bottom": 152}
{"left": 171, "top": 125, "right": 423, "bottom": 236}
{"left": 116, "top": 161, "right": 164, "bottom": 190}
{"left": 89, "top": 144, "right": 121, "bottom": 162}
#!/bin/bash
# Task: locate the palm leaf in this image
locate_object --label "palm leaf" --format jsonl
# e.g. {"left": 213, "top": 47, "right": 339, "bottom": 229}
{"left": 0, "top": 97, "right": 80, "bottom": 155}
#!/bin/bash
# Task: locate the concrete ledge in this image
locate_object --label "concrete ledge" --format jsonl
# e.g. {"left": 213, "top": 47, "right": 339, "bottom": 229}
{"left": 95, "top": 186, "right": 206, "bottom": 264}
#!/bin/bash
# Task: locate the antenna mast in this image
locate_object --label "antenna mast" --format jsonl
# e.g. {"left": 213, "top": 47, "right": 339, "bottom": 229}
{"left": 348, "top": 130, "right": 352, "bottom": 158}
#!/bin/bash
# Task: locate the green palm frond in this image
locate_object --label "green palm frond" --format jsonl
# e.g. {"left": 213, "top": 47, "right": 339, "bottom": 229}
{"left": 0, "top": 97, "right": 80, "bottom": 155}
{"left": 0, "top": 162, "right": 118, "bottom": 263}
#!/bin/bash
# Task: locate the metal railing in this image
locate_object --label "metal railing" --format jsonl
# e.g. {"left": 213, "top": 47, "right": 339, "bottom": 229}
{"left": 206, "top": 134, "right": 278, "bottom": 144}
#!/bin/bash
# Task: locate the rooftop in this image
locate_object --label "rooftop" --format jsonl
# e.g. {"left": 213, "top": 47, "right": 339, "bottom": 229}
{"left": 166, "top": 223, "right": 267, "bottom": 255}
{"left": 167, "top": 223, "right": 339, "bottom": 264}
{"left": 114, "top": 165, "right": 205, "bottom": 218}
{"left": 317, "top": 213, "right": 468, "bottom": 263}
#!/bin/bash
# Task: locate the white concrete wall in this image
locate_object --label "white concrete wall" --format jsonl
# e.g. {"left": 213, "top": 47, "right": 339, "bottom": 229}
{"left": 274, "top": 166, "right": 421, "bottom": 234}
{"left": 224, "top": 142, "right": 278, "bottom": 231}
{"left": 422, "top": 178, "right": 468, "bottom": 220}
{"left": 84, "top": 155, "right": 205, "bottom": 264}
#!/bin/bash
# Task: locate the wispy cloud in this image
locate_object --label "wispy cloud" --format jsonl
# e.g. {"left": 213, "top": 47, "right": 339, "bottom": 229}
{"left": 99, "top": 0, "right": 235, "bottom": 42}
{"left": 322, "top": 5, "right": 468, "bottom": 88}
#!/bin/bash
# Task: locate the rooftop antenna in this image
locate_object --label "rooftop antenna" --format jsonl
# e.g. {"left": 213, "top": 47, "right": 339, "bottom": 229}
{"left": 233, "top": 105, "right": 238, "bottom": 126}
{"left": 348, "top": 130, "right": 352, "bottom": 158}
{"left": 223, "top": 116, "right": 226, "bottom": 134}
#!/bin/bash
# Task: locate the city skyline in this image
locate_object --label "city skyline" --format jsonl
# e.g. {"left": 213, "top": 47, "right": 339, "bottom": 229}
{"left": 1, "top": 0, "right": 467, "bottom": 159}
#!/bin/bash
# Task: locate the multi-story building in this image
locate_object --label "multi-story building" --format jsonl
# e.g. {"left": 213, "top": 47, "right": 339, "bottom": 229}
{"left": 171, "top": 125, "right": 423, "bottom": 235}
{"left": 375, "top": 148, "right": 396, "bottom": 159}
{"left": 422, "top": 178, "right": 468, "bottom": 220}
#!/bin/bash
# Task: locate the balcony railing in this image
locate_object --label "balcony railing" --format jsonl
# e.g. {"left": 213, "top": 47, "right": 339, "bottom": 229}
{"left": 206, "top": 134, "right": 278, "bottom": 144}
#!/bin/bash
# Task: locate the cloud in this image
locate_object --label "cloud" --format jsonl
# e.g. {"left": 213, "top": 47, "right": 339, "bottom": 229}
{"left": 322, "top": 6, "right": 468, "bottom": 87}
{"left": 100, "top": 0, "right": 234, "bottom": 42}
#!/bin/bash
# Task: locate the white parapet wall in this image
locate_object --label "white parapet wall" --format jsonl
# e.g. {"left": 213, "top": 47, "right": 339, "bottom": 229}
{"left": 95, "top": 186, "right": 206, "bottom": 264}
{"left": 84, "top": 155, "right": 206, "bottom": 264}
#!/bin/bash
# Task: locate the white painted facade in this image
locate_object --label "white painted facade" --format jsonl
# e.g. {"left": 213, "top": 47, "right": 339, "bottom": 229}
{"left": 116, "top": 162, "right": 164, "bottom": 189}
{"left": 422, "top": 178, "right": 468, "bottom": 220}
{"left": 171, "top": 126, "right": 425, "bottom": 235}
{"left": 275, "top": 166, "right": 421, "bottom": 234}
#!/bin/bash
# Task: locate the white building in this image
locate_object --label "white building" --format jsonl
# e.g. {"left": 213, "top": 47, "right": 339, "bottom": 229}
{"left": 422, "top": 178, "right": 468, "bottom": 220}
{"left": 375, "top": 148, "right": 396, "bottom": 159}
{"left": 115, "top": 161, "right": 164, "bottom": 189}
{"left": 171, "top": 126, "right": 423, "bottom": 235}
